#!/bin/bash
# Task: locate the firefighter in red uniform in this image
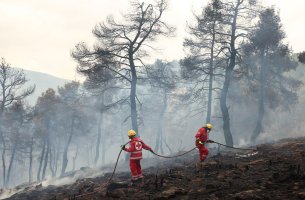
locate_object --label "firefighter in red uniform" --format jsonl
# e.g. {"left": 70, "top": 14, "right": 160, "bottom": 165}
{"left": 121, "top": 130, "right": 152, "bottom": 182}
{"left": 195, "top": 123, "right": 214, "bottom": 162}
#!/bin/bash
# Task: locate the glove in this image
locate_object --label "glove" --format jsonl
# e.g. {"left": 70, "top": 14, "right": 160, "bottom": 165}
{"left": 120, "top": 145, "right": 126, "bottom": 150}
{"left": 206, "top": 140, "right": 214, "bottom": 143}
{"left": 198, "top": 141, "right": 204, "bottom": 145}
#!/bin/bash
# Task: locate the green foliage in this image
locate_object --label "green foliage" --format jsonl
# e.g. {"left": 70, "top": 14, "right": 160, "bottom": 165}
{"left": 298, "top": 51, "right": 305, "bottom": 64}
{"left": 242, "top": 8, "right": 302, "bottom": 110}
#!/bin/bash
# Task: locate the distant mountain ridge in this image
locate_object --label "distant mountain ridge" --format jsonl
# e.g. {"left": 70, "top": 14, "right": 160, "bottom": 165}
{"left": 20, "top": 69, "right": 70, "bottom": 105}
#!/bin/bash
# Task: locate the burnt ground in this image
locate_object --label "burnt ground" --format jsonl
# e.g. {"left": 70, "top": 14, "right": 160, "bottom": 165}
{"left": 3, "top": 137, "right": 305, "bottom": 200}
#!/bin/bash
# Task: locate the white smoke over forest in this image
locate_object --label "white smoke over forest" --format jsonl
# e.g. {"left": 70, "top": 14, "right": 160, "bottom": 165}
{"left": 0, "top": 0, "right": 305, "bottom": 196}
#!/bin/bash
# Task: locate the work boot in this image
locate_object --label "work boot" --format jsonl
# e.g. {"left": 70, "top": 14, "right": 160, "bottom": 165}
{"left": 128, "top": 179, "right": 137, "bottom": 188}
{"left": 138, "top": 177, "right": 145, "bottom": 187}
{"left": 199, "top": 160, "right": 208, "bottom": 170}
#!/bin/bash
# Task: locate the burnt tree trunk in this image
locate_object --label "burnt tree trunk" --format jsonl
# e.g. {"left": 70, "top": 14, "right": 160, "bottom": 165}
{"left": 49, "top": 147, "right": 56, "bottom": 177}
{"left": 220, "top": 66, "right": 234, "bottom": 147}
{"left": 101, "top": 135, "right": 106, "bottom": 165}
{"left": 37, "top": 138, "right": 46, "bottom": 181}
{"left": 55, "top": 149, "right": 60, "bottom": 175}
{"left": 129, "top": 50, "right": 138, "bottom": 134}
{"left": 6, "top": 141, "right": 17, "bottom": 186}
{"left": 42, "top": 140, "right": 50, "bottom": 180}
{"left": 94, "top": 114, "right": 102, "bottom": 165}
{"left": 72, "top": 146, "right": 78, "bottom": 171}
{"left": 61, "top": 117, "right": 75, "bottom": 176}
{"left": 29, "top": 137, "right": 34, "bottom": 183}
{"left": 219, "top": 0, "right": 241, "bottom": 147}
{"left": 1, "top": 138, "right": 6, "bottom": 187}
{"left": 251, "top": 51, "right": 266, "bottom": 142}
{"left": 206, "top": 21, "right": 216, "bottom": 124}
{"left": 155, "top": 91, "right": 168, "bottom": 154}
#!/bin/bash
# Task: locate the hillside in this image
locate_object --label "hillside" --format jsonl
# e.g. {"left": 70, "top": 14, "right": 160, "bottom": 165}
{"left": 1, "top": 137, "right": 305, "bottom": 200}
{"left": 21, "top": 69, "right": 70, "bottom": 105}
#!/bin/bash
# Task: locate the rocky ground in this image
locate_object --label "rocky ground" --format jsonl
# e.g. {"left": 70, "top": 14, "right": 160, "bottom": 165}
{"left": 2, "top": 137, "right": 305, "bottom": 200}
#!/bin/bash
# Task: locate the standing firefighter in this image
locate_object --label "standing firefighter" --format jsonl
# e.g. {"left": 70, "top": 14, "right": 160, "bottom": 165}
{"left": 195, "top": 123, "right": 214, "bottom": 162}
{"left": 121, "top": 130, "right": 152, "bottom": 183}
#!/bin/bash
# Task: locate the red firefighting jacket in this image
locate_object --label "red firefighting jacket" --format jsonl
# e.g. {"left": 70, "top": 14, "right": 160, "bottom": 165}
{"left": 124, "top": 137, "right": 152, "bottom": 160}
{"left": 195, "top": 127, "right": 208, "bottom": 146}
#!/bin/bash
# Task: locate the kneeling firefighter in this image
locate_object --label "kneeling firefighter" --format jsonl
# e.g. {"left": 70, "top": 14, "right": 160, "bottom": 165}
{"left": 121, "top": 130, "right": 152, "bottom": 182}
{"left": 195, "top": 123, "right": 214, "bottom": 162}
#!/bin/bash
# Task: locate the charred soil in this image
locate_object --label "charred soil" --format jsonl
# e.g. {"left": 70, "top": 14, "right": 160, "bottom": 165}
{"left": 4, "top": 137, "right": 305, "bottom": 200}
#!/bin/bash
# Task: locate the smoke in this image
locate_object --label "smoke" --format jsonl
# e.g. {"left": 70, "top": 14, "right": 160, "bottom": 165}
{"left": 0, "top": 58, "right": 304, "bottom": 191}
{"left": 0, "top": 165, "right": 107, "bottom": 199}
{"left": 0, "top": 188, "right": 23, "bottom": 200}
{"left": 41, "top": 167, "right": 103, "bottom": 187}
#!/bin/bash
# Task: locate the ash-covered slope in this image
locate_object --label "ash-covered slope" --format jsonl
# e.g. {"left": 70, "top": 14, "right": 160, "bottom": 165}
{"left": 3, "top": 138, "right": 305, "bottom": 200}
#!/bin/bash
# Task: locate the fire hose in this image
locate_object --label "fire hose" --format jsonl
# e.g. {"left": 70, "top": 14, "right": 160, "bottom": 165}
{"left": 68, "top": 140, "right": 255, "bottom": 199}
{"left": 149, "top": 141, "right": 257, "bottom": 159}
{"left": 150, "top": 147, "right": 197, "bottom": 158}
{"left": 68, "top": 141, "right": 130, "bottom": 200}
{"left": 212, "top": 141, "right": 257, "bottom": 151}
